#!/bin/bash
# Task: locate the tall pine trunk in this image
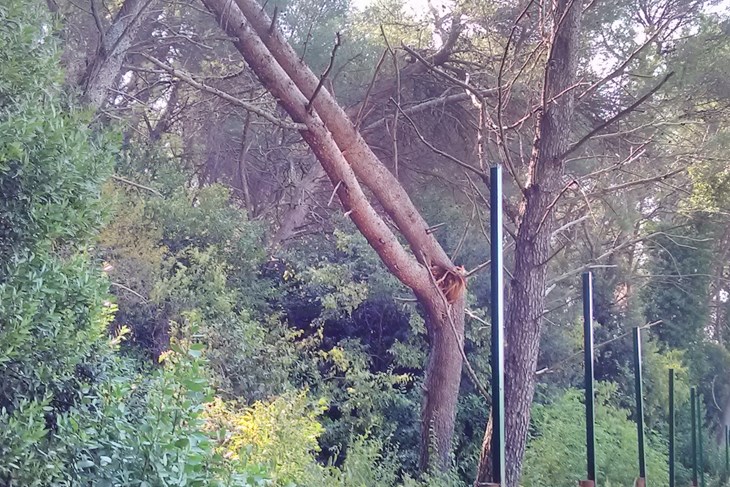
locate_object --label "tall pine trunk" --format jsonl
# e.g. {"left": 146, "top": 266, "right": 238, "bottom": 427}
{"left": 475, "top": 1, "right": 582, "bottom": 485}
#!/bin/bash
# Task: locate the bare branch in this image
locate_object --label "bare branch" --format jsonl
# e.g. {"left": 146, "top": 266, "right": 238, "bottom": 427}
{"left": 111, "top": 174, "right": 162, "bottom": 195}
{"left": 401, "top": 44, "right": 483, "bottom": 101}
{"left": 546, "top": 231, "right": 664, "bottom": 287}
{"left": 90, "top": 0, "right": 105, "bottom": 40}
{"left": 306, "top": 32, "right": 341, "bottom": 112}
{"left": 110, "top": 282, "right": 149, "bottom": 302}
{"left": 589, "top": 167, "right": 685, "bottom": 196}
{"left": 578, "top": 17, "right": 673, "bottom": 101}
{"left": 355, "top": 49, "right": 387, "bottom": 129}
{"left": 562, "top": 72, "right": 674, "bottom": 159}
{"left": 380, "top": 27, "right": 401, "bottom": 178}
{"left": 139, "top": 53, "right": 305, "bottom": 131}
{"left": 362, "top": 92, "right": 477, "bottom": 134}
{"left": 392, "top": 99, "right": 486, "bottom": 179}
{"left": 536, "top": 320, "right": 663, "bottom": 376}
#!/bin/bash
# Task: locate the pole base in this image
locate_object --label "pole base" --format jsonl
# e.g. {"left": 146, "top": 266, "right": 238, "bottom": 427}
{"left": 578, "top": 481, "right": 595, "bottom": 487}
{"left": 634, "top": 478, "right": 646, "bottom": 487}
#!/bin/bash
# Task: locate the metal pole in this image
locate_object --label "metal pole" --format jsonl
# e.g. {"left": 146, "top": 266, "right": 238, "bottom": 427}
{"left": 697, "top": 393, "right": 705, "bottom": 487}
{"left": 583, "top": 272, "right": 596, "bottom": 485}
{"left": 668, "top": 369, "right": 675, "bottom": 487}
{"left": 633, "top": 327, "right": 646, "bottom": 482}
{"left": 725, "top": 425, "right": 730, "bottom": 475}
{"left": 490, "top": 165, "right": 505, "bottom": 485}
{"left": 691, "top": 387, "right": 698, "bottom": 487}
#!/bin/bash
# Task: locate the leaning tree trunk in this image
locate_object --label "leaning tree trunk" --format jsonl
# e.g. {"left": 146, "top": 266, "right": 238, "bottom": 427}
{"left": 421, "top": 299, "right": 466, "bottom": 469}
{"left": 475, "top": 1, "right": 582, "bottom": 485}
{"left": 199, "top": 0, "right": 466, "bottom": 471}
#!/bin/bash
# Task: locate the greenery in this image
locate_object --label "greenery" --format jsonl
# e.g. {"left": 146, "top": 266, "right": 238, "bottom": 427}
{"left": 2, "top": 0, "right": 730, "bottom": 485}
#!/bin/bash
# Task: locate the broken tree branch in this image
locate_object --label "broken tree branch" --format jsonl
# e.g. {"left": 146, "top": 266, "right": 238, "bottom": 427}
{"left": 306, "top": 32, "right": 341, "bottom": 112}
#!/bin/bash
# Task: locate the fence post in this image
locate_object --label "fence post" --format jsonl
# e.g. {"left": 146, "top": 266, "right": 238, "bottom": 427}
{"left": 633, "top": 327, "right": 646, "bottom": 485}
{"left": 725, "top": 425, "right": 730, "bottom": 475}
{"left": 489, "top": 165, "right": 505, "bottom": 486}
{"left": 668, "top": 368, "right": 675, "bottom": 487}
{"left": 691, "top": 387, "right": 698, "bottom": 487}
{"left": 582, "top": 272, "right": 596, "bottom": 487}
{"left": 697, "top": 392, "right": 705, "bottom": 487}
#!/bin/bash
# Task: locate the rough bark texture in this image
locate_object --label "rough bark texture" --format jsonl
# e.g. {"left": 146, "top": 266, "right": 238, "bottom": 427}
{"left": 475, "top": 1, "right": 582, "bottom": 485}
{"left": 420, "top": 301, "right": 466, "bottom": 469}
{"left": 80, "top": 0, "right": 153, "bottom": 109}
{"left": 269, "top": 161, "right": 326, "bottom": 250}
{"left": 200, "top": 0, "right": 466, "bottom": 470}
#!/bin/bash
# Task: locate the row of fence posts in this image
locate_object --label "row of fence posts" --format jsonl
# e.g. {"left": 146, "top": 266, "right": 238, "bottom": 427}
{"left": 579, "top": 275, "right": 727, "bottom": 487}
{"left": 582, "top": 265, "right": 718, "bottom": 487}
{"left": 485, "top": 166, "right": 728, "bottom": 486}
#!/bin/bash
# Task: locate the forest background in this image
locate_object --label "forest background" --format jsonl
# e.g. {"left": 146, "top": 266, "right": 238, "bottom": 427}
{"left": 2, "top": 0, "right": 730, "bottom": 485}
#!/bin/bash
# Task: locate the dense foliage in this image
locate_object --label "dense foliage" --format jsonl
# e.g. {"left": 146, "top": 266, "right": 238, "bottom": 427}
{"left": 2, "top": 0, "right": 730, "bottom": 485}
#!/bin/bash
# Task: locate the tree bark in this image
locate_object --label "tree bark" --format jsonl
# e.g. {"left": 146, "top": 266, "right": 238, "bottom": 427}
{"left": 80, "top": 0, "right": 154, "bottom": 110}
{"left": 421, "top": 299, "right": 466, "bottom": 469}
{"left": 200, "top": 0, "right": 466, "bottom": 470}
{"left": 475, "top": 1, "right": 582, "bottom": 485}
{"left": 269, "top": 160, "right": 326, "bottom": 250}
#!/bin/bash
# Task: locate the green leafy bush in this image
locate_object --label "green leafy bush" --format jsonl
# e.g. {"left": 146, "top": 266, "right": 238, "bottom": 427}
{"left": 522, "top": 383, "right": 669, "bottom": 487}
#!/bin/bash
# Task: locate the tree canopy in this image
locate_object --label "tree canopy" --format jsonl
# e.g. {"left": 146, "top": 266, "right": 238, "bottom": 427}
{"left": 2, "top": 0, "right": 730, "bottom": 485}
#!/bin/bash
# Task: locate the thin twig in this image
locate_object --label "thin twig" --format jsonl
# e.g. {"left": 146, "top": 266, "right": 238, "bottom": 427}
{"left": 139, "top": 53, "right": 305, "bottom": 131}
{"left": 495, "top": 0, "right": 537, "bottom": 191}
{"left": 268, "top": 5, "right": 278, "bottom": 34}
{"left": 536, "top": 320, "right": 662, "bottom": 376}
{"left": 110, "top": 282, "right": 149, "bottom": 303}
{"left": 588, "top": 167, "right": 685, "bottom": 196}
{"left": 361, "top": 92, "right": 477, "bottom": 134}
{"left": 546, "top": 231, "right": 665, "bottom": 286}
{"left": 380, "top": 27, "right": 401, "bottom": 179}
{"left": 534, "top": 180, "right": 578, "bottom": 237}
{"left": 578, "top": 17, "right": 673, "bottom": 101}
{"left": 425, "top": 222, "right": 447, "bottom": 235}
{"left": 451, "top": 202, "right": 476, "bottom": 262}
{"left": 111, "top": 174, "right": 162, "bottom": 196}
{"left": 562, "top": 72, "right": 675, "bottom": 159}
{"left": 90, "top": 0, "right": 105, "bottom": 41}
{"left": 392, "top": 99, "right": 486, "bottom": 178}
{"left": 355, "top": 49, "right": 387, "bottom": 129}
{"left": 401, "top": 44, "right": 482, "bottom": 100}
{"left": 307, "top": 32, "right": 341, "bottom": 112}
{"left": 327, "top": 180, "right": 343, "bottom": 207}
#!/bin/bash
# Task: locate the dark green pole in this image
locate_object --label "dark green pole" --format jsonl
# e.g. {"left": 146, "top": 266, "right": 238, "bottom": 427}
{"left": 633, "top": 327, "right": 646, "bottom": 481}
{"left": 490, "top": 165, "right": 505, "bottom": 484}
{"left": 697, "top": 393, "right": 705, "bottom": 487}
{"left": 669, "top": 369, "right": 675, "bottom": 487}
{"left": 583, "top": 272, "right": 596, "bottom": 484}
{"left": 725, "top": 425, "right": 730, "bottom": 475}
{"left": 691, "top": 387, "right": 698, "bottom": 487}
